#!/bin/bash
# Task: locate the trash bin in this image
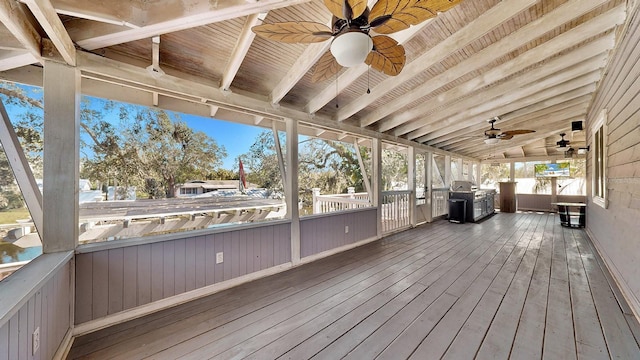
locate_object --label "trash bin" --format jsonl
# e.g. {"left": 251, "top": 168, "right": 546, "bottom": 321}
{"left": 448, "top": 199, "right": 467, "bottom": 223}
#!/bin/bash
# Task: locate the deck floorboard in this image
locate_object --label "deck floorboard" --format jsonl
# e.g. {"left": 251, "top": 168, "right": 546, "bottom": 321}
{"left": 68, "top": 212, "right": 640, "bottom": 360}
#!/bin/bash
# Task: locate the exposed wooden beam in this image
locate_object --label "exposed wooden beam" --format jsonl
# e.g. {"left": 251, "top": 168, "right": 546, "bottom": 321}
{"left": 0, "top": 0, "right": 41, "bottom": 59}
{"left": 468, "top": 121, "right": 577, "bottom": 158}
{"left": 372, "top": 7, "right": 621, "bottom": 131}
{"left": 0, "top": 100, "right": 43, "bottom": 237}
{"left": 220, "top": 12, "right": 267, "bottom": 91}
{"left": 73, "top": 51, "right": 476, "bottom": 161}
{"left": 436, "top": 103, "right": 591, "bottom": 153}
{"left": 50, "top": 0, "right": 143, "bottom": 27}
{"left": 0, "top": 51, "right": 37, "bottom": 71}
{"left": 430, "top": 94, "right": 594, "bottom": 147}
{"left": 23, "top": 0, "right": 76, "bottom": 65}
{"left": 394, "top": 49, "right": 608, "bottom": 137}
{"left": 335, "top": 0, "right": 539, "bottom": 122}
{"left": 72, "top": 0, "right": 313, "bottom": 51}
{"left": 304, "top": 20, "right": 431, "bottom": 114}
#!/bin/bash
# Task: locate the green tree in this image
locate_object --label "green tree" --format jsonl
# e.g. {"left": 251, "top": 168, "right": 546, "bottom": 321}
{"left": 241, "top": 130, "right": 284, "bottom": 192}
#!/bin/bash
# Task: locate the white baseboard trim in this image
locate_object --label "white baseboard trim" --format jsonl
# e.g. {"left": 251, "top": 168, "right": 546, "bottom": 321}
{"left": 73, "top": 262, "right": 293, "bottom": 336}
{"left": 53, "top": 327, "right": 74, "bottom": 360}
{"left": 299, "top": 235, "right": 380, "bottom": 265}
{"left": 586, "top": 228, "right": 640, "bottom": 322}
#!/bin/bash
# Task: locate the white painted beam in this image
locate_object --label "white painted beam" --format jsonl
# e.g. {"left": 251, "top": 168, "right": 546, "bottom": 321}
{"left": 397, "top": 49, "right": 609, "bottom": 137}
{"left": 372, "top": 8, "right": 621, "bottom": 131}
{"left": 335, "top": 0, "right": 539, "bottom": 122}
{"left": 0, "top": 51, "right": 37, "bottom": 71}
{"left": 43, "top": 61, "right": 80, "bottom": 252}
{"left": 50, "top": 0, "right": 143, "bottom": 27}
{"left": 23, "top": 0, "right": 76, "bottom": 65}
{"left": 0, "top": 101, "right": 43, "bottom": 237}
{"left": 220, "top": 12, "right": 267, "bottom": 91}
{"left": 0, "top": 0, "right": 41, "bottom": 59}
{"left": 73, "top": 0, "right": 312, "bottom": 51}
{"left": 285, "top": 118, "right": 300, "bottom": 264}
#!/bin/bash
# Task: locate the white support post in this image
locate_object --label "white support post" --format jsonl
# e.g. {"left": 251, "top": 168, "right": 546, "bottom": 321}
{"left": 353, "top": 140, "right": 372, "bottom": 201}
{"left": 408, "top": 146, "right": 416, "bottom": 227}
{"left": 373, "top": 139, "right": 382, "bottom": 238}
{"left": 43, "top": 60, "right": 80, "bottom": 252}
{"left": 444, "top": 155, "right": 451, "bottom": 189}
{"left": 426, "top": 152, "right": 433, "bottom": 223}
{"left": 285, "top": 118, "right": 300, "bottom": 265}
{"left": 551, "top": 159, "right": 558, "bottom": 207}
{"left": 272, "top": 122, "right": 287, "bottom": 190}
{"left": 0, "top": 101, "right": 43, "bottom": 236}
{"left": 475, "top": 162, "right": 482, "bottom": 188}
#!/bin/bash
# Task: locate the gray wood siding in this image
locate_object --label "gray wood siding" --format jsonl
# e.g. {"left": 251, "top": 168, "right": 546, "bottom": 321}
{"left": 0, "top": 258, "right": 71, "bottom": 360}
{"left": 516, "top": 194, "right": 587, "bottom": 211}
{"left": 74, "top": 223, "right": 291, "bottom": 324}
{"left": 585, "top": 5, "right": 640, "bottom": 318}
{"left": 300, "top": 209, "right": 378, "bottom": 258}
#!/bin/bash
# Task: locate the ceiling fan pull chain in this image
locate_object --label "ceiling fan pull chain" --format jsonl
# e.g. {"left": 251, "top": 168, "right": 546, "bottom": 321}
{"left": 367, "top": 66, "right": 371, "bottom": 94}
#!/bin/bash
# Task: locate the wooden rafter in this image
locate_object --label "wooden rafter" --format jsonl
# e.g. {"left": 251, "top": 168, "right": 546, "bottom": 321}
{"left": 23, "top": 0, "right": 76, "bottom": 65}
{"left": 335, "top": 0, "right": 539, "bottom": 122}
{"left": 372, "top": 8, "right": 622, "bottom": 132}
{"left": 220, "top": 13, "right": 267, "bottom": 91}
{"left": 0, "top": 0, "right": 41, "bottom": 60}
{"left": 70, "top": 0, "right": 313, "bottom": 50}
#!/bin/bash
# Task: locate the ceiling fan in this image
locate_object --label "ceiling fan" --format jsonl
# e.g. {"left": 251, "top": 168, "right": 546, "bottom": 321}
{"left": 556, "top": 132, "right": 570, "bottom": 151}
{"left": 483, "top": 117, "right": 536, "bottom": 144}
{"left": 251, "top": 0, "right": 463, "bottom": 82}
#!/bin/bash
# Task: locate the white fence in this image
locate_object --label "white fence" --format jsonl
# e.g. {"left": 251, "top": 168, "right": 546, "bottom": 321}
{"left": 432, "top": 188, "right": 450, "bottom": 218}
{"left": 312, "top": 188, "right": 371, "bottom": 214}
{"left": 381, "top": 190, "right": 412, "bottom": 233}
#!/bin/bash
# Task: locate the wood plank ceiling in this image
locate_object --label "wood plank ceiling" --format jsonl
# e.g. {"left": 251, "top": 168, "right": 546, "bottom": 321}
{"left": 0, "top": 0, "right": 628, "bottom": 160}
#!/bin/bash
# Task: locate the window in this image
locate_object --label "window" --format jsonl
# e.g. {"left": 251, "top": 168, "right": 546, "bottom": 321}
{"left": 515, "top": 161, "right": 551, "bottom": 194}
{"left": 557, "top": 159, "right": 586, "bottom": 196}
{"left": 592, "top": 109, "right": 607, "bottom": 208}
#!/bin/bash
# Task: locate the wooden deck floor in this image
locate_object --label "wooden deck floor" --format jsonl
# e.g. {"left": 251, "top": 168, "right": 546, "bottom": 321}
{"left": 68, "top": 212, "right": 640, "bottom": 359}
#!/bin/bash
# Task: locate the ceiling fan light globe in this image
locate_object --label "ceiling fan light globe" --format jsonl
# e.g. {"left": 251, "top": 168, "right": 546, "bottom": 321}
{"left": 330, "top": 32, "right": 373, "bottom": 67}
{"left": 484, "top": 137, "right": 500, "bottom": 145}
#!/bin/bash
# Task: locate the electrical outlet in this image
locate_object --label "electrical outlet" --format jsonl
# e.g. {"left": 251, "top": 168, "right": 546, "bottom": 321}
{"left": 32, "top": 327, "right": 40, "bottom": 354}
{"left": 345, "top": 226, "right": 349, "bottom": 234}
{"left": 216, "top": 252, "right": 223, "bottom": 264}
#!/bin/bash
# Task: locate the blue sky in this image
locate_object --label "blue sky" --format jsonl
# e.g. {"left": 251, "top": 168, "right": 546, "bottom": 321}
{"left": 1, "top": 83, "right": 262, "bottom": 170}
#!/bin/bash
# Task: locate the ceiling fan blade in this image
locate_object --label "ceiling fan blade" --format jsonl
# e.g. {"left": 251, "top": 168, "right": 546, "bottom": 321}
{"left": 499, "top": 134, "right": 514, "bottom": 140}
{"left": 501, "top": 129, "right": 536, "bottom": 136}
{"left": 369, "top": 0, "right": 463, "bottom": 34}
{"left": 365, "top": 35, "right": 405, "bottom": 76}
{"left": 312, "top": 51, "right": 342, "bottom": 82}
{"left": 324, "top": 0, "right": 367, "bottom": 20}
{"left": 252, "top": 22, "right": 333, "bottom": 43}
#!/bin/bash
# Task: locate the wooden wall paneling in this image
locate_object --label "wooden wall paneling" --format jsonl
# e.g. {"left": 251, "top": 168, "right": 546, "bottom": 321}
{"left": 214, "top": 233, "right": 224, "bottom": 284}
{"left": 8, "top": 314, "right": 17, "bottom": 359}
{"left": 252, "top": 227, "right": 261, "bottom": 273}
{"left": 174, "top": 239, "right": 186, "bottom": 295}
{"left": 137, "top": 244, "right": 152, "bottom": 306}
{"left": 18, "top": 303, "right": 27, "bottom": 358}
{"left": 266, "top": 224, "right": 275, "bottom": 269}
{"left": 238, "top": 230, "right": 248, "bottom": 277}
{"left": 92, "top": 250, "right": 109, "bottom": 319}
{"left": 195, "top": 236, "right": 206, "bottom": 288}
{"left": 231, "top": 231, "right": 240, "bottom": 278}
{"left": 185, "top": 237, "right": 197, "bottom": 292}
{"left": 108, "top": 248, "right": 124, "bottom": 314}
{"left": 151, "top": 243, "right": 164, "bottom": 301}
{"left": 205, "top": 234, "right": 215, "bottom": 286}
{"left": 75, "top": 252, "right": 93, "bottom": 323}
{"left": 0, "top": 319, "right": 8, "bottom": 360}
{"left": 223, "top": 232, "right": 232, "bottom": 281}
{"left": 43, "top": 280, "right": 53, "bottom": 357}
{"left": 122, "top": 246, "right": 138, "bottom": 310}
{"left": 33, "top": 290, "right": 42, "bottom": 360}
{"left": 162, "top": 241, "right": 175, "bottom": 298}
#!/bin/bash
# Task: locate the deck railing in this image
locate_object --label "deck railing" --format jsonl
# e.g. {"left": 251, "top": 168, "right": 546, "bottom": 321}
{"left": 312, "top": 188, "right": 371, "bottom": 214}
{"left": 432, "top": 188, "right": 450, "bottom": 218}
{"left": 381, "top": 190, "right": 412, "bottom": 233}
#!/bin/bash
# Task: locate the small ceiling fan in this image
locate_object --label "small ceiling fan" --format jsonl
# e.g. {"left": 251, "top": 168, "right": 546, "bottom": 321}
{"left": 483, "top": 117, "right": 536, "bottom": 144}
{"left": 556, "top": 132, "right": 570, "bottom": 151}
{"left": 251, "top": 0, "right": 462, "bottom": 82}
